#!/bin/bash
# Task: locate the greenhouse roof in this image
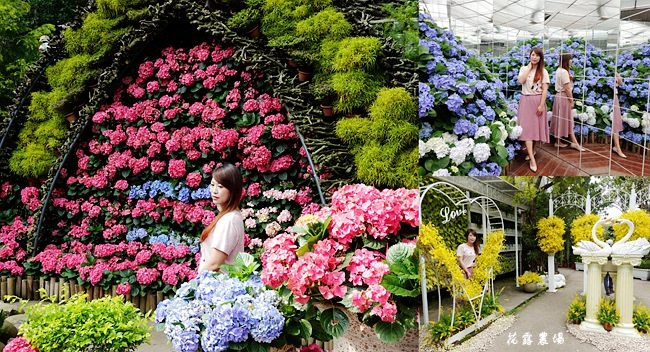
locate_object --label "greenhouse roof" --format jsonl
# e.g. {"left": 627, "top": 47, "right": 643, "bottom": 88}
{"left": 432, "top": 176, "right": 529, "bottom": 210}
{"left": 421, "top": 0, "right": 650, "bottom": 48}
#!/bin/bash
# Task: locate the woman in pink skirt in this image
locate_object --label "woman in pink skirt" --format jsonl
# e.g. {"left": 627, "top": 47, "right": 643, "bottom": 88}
{"left": 550, "top": 53, "right": 585, "bottom": 152}
{"left": 517, "top": 47, "right": 550, "bottom": 172}
{"left": 612, "top": 73, "right": 626, "bottom": 158}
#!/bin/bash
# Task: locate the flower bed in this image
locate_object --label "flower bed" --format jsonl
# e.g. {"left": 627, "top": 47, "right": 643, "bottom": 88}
{"left": 419, "top": 14, "right": 522, "bottom": 176}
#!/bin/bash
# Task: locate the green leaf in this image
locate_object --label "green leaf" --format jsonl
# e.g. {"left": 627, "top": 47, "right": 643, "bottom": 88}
{"left": 381, "top": 274, "right": 420, "bottom": 297}
{"left": 286, "top": 321, "right": 301, "bottom": 336}
{"left": 386, "top": 243, "right": 415, "bottom": 264}
{"left": 335, "top": 252, "right": 354, "bottom": 272}
{"left": 310, "top": 318, "right": 333, "bottom": 342}
{"left": 375, "top": 321, "right": 406, "bottom": 343}
{"left": 299, "top": 319, "right": 312, "bottom": 340}
{"left": 320, "top": 308, "right": 348, "bottom": 337}
{"left": 496, "top": 145, "right": 508, "bottom": 160}
{"left": 362, "top": 236, "right": 385, "bottom": 250}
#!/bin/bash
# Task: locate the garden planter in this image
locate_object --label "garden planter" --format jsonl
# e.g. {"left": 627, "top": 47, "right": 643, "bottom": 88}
{"left": 321, "top": 105, "right": 334, "bottom": 117}
{"left": 523, "top": 283, "right": 538, "bottom": 293}
{"left": 297, "top": 69, "right": 311, "bottom": 82}
{"left": 332, "top": 307, "right": 418, "bottom": 352}
{"left": 247, "top": 25, "right": 261, "bottom": 39}
{"left": 633, "top": 268, "right": 650, "bottom": 280}
{"left": 65, "top": 112, "right": 78, "bottom": 124}
{"left": 603, "top": 323, "right": 613, "bottom": 332}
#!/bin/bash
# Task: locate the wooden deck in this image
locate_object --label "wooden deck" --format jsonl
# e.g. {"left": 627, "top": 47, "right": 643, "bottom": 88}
{"left": 506, "top": 142, "right": 650, "bottom": 176}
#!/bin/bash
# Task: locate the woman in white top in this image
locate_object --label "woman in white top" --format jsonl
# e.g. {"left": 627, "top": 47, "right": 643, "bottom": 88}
{"left": 197, "top": 163, "right": 245, "bottom": 274}
{"left": 517, "top": 48, "right": 550, "bottom": 173}
{"left": 550, "top": 53, "right": 585, "bottom": 152}
{"left": 457, "top": 229, "right": 479, "bottom": 279}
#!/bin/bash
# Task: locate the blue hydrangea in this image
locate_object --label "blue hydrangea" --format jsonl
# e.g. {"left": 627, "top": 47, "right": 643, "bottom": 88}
{"left": 249, "top": 303, "right": 284, "bottom": 343}
{"left": 419, "top": 122, "right": 433, "bottom": 139}
{"left": 446, "top": 93, "right": 464, "bottom": 114}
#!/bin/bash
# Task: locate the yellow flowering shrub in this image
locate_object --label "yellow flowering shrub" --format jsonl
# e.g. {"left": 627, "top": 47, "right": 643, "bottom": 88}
{"left": 537, "top": 216, "right": 565, "bottom": 254}
{"left": 518, "top": 272, "right": 543, "bottom": 284}
{"left": 571, "top": 213, "right": 602, "bottom": 244}
{"left": 419, "top": 223, "right": 505, "bottom": 299}
{"left": 614, "top": 209, "right": 650, "bottom": 241}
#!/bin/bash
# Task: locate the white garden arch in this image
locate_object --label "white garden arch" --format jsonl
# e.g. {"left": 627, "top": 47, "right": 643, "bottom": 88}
{"left": 419, "top": 181, "right": 504, "bottom": 340}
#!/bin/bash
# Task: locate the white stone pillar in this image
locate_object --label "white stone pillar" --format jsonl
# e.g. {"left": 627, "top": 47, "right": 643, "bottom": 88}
{"left": 547, "top": 253, "right": 556, "bottom": 292}
{"left": 611, "top": 255, "right": 644, "bottom": 338}
{"left": 580, "top": 255, "right": 608, "bottom": 333}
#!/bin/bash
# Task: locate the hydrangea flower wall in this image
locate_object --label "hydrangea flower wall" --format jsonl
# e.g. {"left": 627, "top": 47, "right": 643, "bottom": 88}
{"left": 419, "top": 14, "right": 522, "bottom": 176}
{"left": 20, "top": 41, "right": 320, "bottom": 295}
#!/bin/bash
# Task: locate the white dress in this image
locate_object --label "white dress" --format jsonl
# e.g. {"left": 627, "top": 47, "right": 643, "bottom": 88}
{"left": 199, "top": 211, "right": 245, "bottom": 272}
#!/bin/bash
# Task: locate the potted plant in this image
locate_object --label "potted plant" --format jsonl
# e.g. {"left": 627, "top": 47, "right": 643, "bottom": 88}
{"left": 290, "top": 49, "right": 317, "bottom": 81}
{"left": 597, "top": 298, "right": 620, "bottom": 331}
{"left": 518, "top": 272, "right": 543, "bottom": 293}
{"left": 226, "top": 0, "right": 264, "bottom": 38}
{"left": 312, "top": 82, "right": 337, "bottom": 117}
{"left": 566, "top": 294, "right": 586, "bottom": 324}
{"left": 633, "top": 305, "right": 650, "bottom": 334}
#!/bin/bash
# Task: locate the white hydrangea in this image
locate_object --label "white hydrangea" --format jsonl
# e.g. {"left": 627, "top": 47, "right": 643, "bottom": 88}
{"left": 442, "top": 132, "right": 459, "bottom": 144}
{"left": 509, "top": 125, "right": 523, "bottom": 139}
{"left": 577, "top": 113, "right": 589, "bottom": 122}
{"left": 419, "top": 140, "right": 429, "bottom": 157}
{"left": 631, "top": 105, "right": 639, "bottom": 112}
{"left": 601, "top": 105, "right": 610, "bottom": 114}
{"left": 449, "top": 138, "right": 475, "bottom": 165}
{"left": 586, "top": 106, "right": 595, "bottom": 115}
{"left": 491, "top": 121, "right": 508, "bottom": 145}
{"left": 472, "top": 143, "right": 491, "bottom": 163}
{"left": 430, "top": 138, "right": 450, "bottom": 158}
{"left": 587, "top": 116, "right": 596, "bottom": 125}
{"left": 450, "top": 165, "right": 459, "bottom": 174}
{"left": 475, "top": 126, "right": 492, "bottom": 139}
{"left": 432, "top": 169, "right": 450, "bottom": 176}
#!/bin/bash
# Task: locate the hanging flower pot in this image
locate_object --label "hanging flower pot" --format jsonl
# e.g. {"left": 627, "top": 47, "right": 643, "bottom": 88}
{"left": 297, "top": 69, "right": 311, "bottom": 82}
{"left": 247, "top": 24, "right": 261, "bottom": 39}
{"left": 320, "top": 104, "right": 334, "bottom": 117}
{"left": 65, "top": 111, "right": 78, "bottom": 124}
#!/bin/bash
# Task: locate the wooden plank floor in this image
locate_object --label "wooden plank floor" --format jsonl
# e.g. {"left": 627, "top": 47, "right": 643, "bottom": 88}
{"left": 506, "top": 142, "right": 650, "bottom": 176}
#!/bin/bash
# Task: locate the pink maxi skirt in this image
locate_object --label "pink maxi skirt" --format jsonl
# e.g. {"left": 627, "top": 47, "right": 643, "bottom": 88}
{"left": 550, "top": 92, "right": 573, "bottom": 138}
{"left": 518, "top": 94, "right": 549, "bottom": 143}
{"left": 612, "top": 93, "right": 623, "bottom": 134}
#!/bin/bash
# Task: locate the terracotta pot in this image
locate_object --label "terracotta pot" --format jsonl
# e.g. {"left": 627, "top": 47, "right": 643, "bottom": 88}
{"left": 523, "top": 283, "right": 538, "bottom": 293}
{"left": 65, "top": 112, "right": 78, "bottom": 124}
{"left": 320, "top": 104, "right": 334, "bottom": 117}
{"left": 247, "top": 25, "right": 261, "bottom": 39}
{"left": 286, "top": 59, "right": 298, "bottom": 69}
{"left": 603, "top": 322, "right": 613, "bottom": 332}
{"left": 297, "top": 69, "right": 311, "bottom": 82}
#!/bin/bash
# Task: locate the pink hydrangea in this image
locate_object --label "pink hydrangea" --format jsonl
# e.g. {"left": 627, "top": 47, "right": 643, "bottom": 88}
{"left": 185, "top": 172, "right": 202, "bottom": 188}
{"left": 168, "top": 159, "right": 187, "bottom": 178}
{"left": 136, "top": 267, "right": 160, "bottom": 285}
{"left": 20, "top": 187, "right": 40, "bottom": 211}
{"left": 116, "top": 282, "right": 131, "bottom": 295}
{"left": 3, "top": 336, "right": 39, "bottom": 352}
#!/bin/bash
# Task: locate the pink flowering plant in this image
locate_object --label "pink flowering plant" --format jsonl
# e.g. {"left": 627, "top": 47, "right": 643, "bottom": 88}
{"left": 261, "top": 184, "right": 420, "bottom": 343}
{"left": 0, "top": 181, "right": 36, "bottom": 277}
{"left": 20, "top": 41, "right": 321, "bottom": 293}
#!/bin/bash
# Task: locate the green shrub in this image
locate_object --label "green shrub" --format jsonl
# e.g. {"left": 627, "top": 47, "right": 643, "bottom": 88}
{"left": 369, "top": 87, "right": 416, "bottom": 123}
{"left": 46, "top": 55, "right": 97, "bottom": 94}
{"left": 96, "top": 0, "right": 148, "bottom": 18}
{"left": 228, "top": 7, "right": 263, "bottom": 31}
{"left": 427, "top": 313, "right": 453, "bottom": 346}
{"left": 597, "top": 298, "right": 620, "bottom": 326}
{"left": 566, "top": 295, "right": 587, "bottom": 323}
{"left": 381, "top": 1, "right": 418, "bottom": 61}
{"left": 328, "top": 36, "right": 381, "bottom": 72}
{"left": 34, "top": 116, "right": 67, "bottom": 149}
{"left": 336, "top": 117, "right": 371, "bottom": 145}
{"left": 330, "top": 71, "right": 381, "bottom": 114}
{"left": 19, "top": 294, "right": 150, "bottom": 352}
{"left": 9, "top": 143, "right": 58, "bottom": 177}
{"left": 64, "top": 13, "right": 128, "bottom": 57}
{"left": 335, "top": 87, "right": 418, "bottom": 188}
{"left": 518, "top": 272, "right": 543, "bottom": 285}
{"left": 262, "top": 0, "right": 331, "bottom": 47}
{"left": 312, "top": 80, "right": 337, "bottom": 105}
{"left": 295, "top": 8, "right": 351, "bottom": 49}
{"left": 633, "top": 305, "right": 650, "bottom": 333}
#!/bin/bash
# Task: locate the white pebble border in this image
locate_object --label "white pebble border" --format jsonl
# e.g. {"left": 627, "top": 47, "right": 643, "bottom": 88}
{"left": 419, "top": 315, "right": 516, "bottom": 352}
{"left": 566, "top": 324, "right": 650, "bottom": 352}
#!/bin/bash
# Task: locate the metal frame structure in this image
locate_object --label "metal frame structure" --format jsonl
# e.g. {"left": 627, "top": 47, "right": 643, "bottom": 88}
{"left": 419, "top": 180, "right": 506, "bottom": 335}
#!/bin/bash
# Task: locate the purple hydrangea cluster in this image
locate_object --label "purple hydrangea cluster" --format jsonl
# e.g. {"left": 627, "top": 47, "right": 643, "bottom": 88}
{"left": 129, "top": 180, "right": 211, "bottom": 203}
{"left": 419, "top": 13, "right": 520, "bottom": 175}
{"left": 156, "top": 271, "right": 285, "bottom": 352}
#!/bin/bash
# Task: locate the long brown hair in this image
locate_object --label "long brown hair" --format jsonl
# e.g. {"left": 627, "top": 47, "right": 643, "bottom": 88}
{"left": 530, "top": 48, "right": 545, "bottom": 83}
{"left": 559, "top": 53, "right": 573, "bottom": 80}
{"left": 200, "top": 163, "right": 243, "bottom": 242}
{"left": 466, "top": 229, "right": 479, "bottom": 256}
